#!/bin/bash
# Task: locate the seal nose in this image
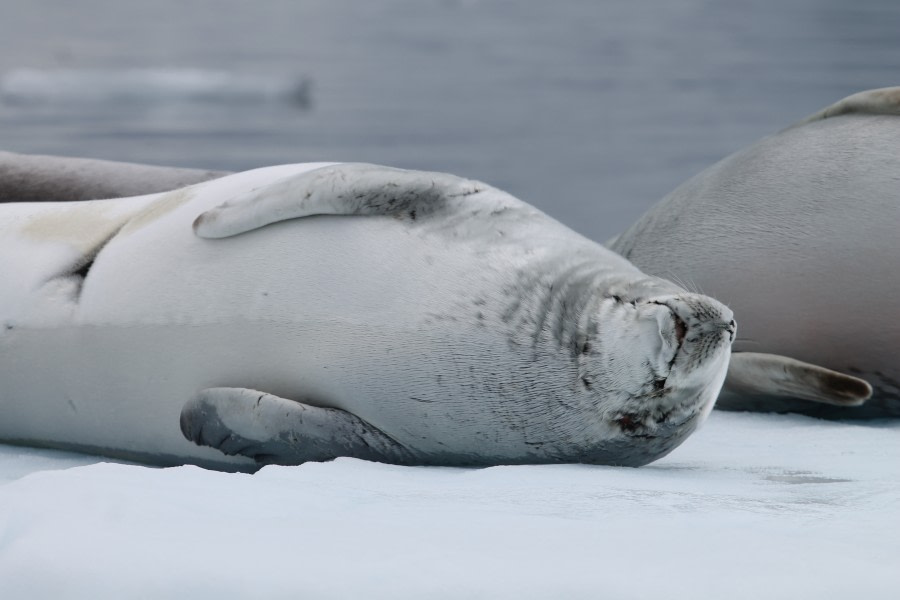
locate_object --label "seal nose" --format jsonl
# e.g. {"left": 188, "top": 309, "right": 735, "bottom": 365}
{"left": 652, "top": 296, "right": 735, "bottom": 350}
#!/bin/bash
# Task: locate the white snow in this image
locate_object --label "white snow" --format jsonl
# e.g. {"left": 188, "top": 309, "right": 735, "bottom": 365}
{"left": 0, "top": 411, "right": 897, "bottom": 599}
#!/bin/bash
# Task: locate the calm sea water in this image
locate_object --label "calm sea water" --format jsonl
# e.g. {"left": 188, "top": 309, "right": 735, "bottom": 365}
{"left": 1, "top": 0, "right": 899, "bottom": 241}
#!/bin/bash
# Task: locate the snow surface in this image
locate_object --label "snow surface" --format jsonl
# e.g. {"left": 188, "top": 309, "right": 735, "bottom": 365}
{"left": 0, "top": 411, "right": 897, "bottom": 600}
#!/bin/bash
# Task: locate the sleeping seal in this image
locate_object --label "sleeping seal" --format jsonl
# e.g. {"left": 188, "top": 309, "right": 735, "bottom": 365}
{"left": 0, "top": 150, "right": 226, "bottom": 202}
{"left": 0, "top": 162, "right": 734, "bottom": 469}
{"left": 612, "top": 88, "right": 900, "bottom": 418}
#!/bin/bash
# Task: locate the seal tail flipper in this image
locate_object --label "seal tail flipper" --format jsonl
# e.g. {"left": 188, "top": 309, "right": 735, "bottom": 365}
{"left": 785, "top": 86, "right": 900, "bottom": 131}
{"left": 192, "top": 163, "right": 524, "bottom": 239}
{"left": 721, "top": 352, "right": 872, "bottom": 408}
{"left": 0, "top": 150, "right": 227, "bottom": 202}
{"left": 180, "top": 387, "right": 417, "bottom": 465}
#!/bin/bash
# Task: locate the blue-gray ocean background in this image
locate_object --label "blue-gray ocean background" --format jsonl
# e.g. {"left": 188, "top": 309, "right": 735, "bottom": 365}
{"left": 1, "top": 0, "right": 898, "bottom": 242}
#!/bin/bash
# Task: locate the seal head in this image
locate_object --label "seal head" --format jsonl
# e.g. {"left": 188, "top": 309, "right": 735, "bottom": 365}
{"left": 576, "top": 286, "right": 734, "bottom": 466}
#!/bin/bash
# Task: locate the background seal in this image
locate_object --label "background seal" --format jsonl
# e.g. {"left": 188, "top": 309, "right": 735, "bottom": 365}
{"left": 612, "top": 88, "right": 896, "bottom": 417}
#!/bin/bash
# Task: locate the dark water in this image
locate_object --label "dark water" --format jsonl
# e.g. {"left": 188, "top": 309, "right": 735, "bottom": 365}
{"left": 1, "top": 0, "right": 899, "bottom": 241}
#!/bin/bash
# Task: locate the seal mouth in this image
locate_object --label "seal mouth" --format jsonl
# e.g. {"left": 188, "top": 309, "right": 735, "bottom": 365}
{"left": 663, "top": 308, "right": 687, "bottom": 385}
{"left": 648, "top": 301, "right": 690, "bottom": 389}
{"left": 673, "top": 312, "right": 687, "bottom": 348}
{"left": 650, "top": 300, "right": 688, "bottom": 356}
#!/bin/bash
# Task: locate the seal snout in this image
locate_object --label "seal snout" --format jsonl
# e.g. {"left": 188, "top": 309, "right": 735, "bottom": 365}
{"left": 649, "top": 295, "right": 736, "bottom": 372}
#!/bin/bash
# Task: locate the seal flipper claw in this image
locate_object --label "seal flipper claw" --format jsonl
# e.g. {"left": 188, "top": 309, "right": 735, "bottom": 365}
{"left": 181, "top": 387, "right": 416, "bottom": 465}
{"left": 719, "top": 352, "right": 872, "bottom": 409}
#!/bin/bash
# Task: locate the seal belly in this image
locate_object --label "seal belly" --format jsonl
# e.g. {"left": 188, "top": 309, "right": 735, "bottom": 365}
{"left": 0, "top": 322, "right": 282, "bottom": 468}
{"left": 0, "top": 319, "right": 548, "bottom": 466}
{"left": 0, "top": 318, "right": 397, "bottom": 467}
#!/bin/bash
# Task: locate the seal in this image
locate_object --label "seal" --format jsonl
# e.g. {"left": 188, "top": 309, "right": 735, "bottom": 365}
{"left": 611, "top": 87, "right": 900, "bottom": 418}
{"left": 0, "top": 150, "right": 226, "bottom": 202}
{"left": 0, "top": 162, "right": 735, "bottom": 469}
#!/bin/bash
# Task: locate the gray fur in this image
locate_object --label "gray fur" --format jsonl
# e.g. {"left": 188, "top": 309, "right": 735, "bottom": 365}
{"left": 0, "top": 150, "right": 227, "bottom": 202}
{"left": 612, "top": 88, "right": 900, "bottom": 418}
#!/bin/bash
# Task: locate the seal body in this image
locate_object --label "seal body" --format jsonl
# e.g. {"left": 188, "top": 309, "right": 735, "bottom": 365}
{"left": 0, "top": 163, "right": 734, "bottom": 469}
{"left": 0, "top": 151, "right": 226, "bottom": 203}
{"left": 612, "top": 88, "right": 900, "bottom": 418}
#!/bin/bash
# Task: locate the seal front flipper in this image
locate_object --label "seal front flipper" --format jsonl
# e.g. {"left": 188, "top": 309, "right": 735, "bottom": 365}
{"left": 180, "top": 387, "right": 417, "bottom": 465}
{"left": 788, "top": 86, "right": 900, "bottom": 130}
{"left": 192, "top": 163, "right": 526, "bottom": 239}
{"left": 719, "top": 352, "right": 872, "bottom": 410}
